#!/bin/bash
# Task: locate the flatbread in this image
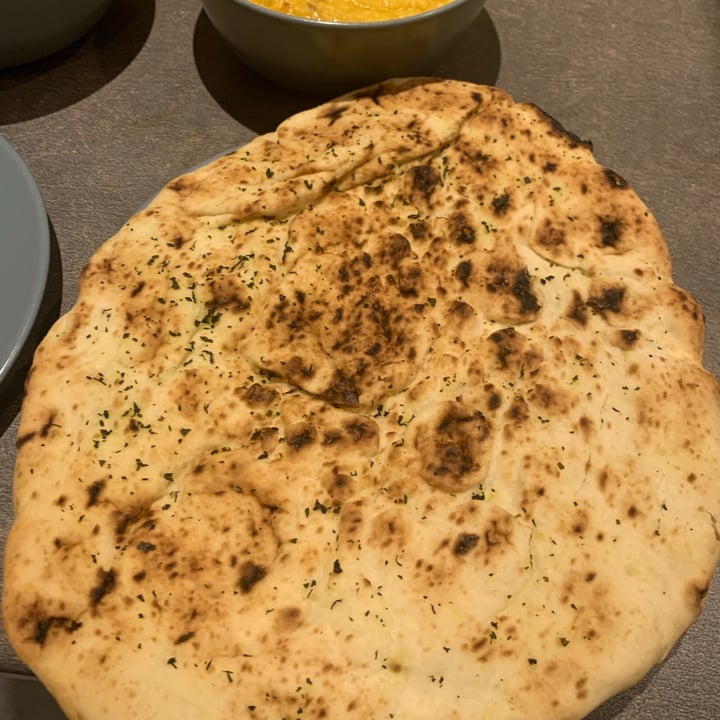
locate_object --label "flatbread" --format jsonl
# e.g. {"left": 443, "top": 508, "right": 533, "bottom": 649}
{"left": 4, "top": 77, "right": 720, "bottom": 720}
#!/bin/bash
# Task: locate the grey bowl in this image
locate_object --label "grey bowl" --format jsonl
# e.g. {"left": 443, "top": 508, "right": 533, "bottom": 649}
{"left": 201, "top": 0, "right": 487, "bottom": 96}
{"left": 0, "top": 0, "right": 114, "bottom": 68}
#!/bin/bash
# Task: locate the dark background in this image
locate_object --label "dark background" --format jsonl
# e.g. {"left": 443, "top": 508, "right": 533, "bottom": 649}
{"left": 1, "top": 0, "right": 718, "bottom": 717}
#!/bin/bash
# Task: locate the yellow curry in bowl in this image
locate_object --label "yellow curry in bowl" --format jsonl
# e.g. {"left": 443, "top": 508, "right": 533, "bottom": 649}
{"left": 252, "top": 0, "right": 453, "bottom": 22}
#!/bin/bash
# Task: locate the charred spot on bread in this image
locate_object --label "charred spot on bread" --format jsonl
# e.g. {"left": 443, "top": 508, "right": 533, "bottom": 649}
{"left": 238, "top": 562, "right": 266, "bottom": 593}
{"left": 586, "top": 286, "right": 625, "bottom": 315}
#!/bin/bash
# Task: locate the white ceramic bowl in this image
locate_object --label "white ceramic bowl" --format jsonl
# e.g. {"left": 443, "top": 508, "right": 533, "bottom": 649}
{"left": 201, "top": 0, "right": 487, "bottom": 96}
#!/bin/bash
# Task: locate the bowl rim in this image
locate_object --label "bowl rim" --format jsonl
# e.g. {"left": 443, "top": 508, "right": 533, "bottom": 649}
{"left": 204, "top": 0, "right": 484, "bottom": 29}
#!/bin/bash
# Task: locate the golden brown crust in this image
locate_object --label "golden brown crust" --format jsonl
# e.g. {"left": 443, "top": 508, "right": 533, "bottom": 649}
{"left": 4, "top": 77, "right": 720, "bottom": 720}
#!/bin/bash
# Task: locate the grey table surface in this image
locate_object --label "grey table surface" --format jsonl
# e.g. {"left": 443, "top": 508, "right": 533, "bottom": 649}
{"left": 0, "top": 0, "right": 718, "bottom": 718}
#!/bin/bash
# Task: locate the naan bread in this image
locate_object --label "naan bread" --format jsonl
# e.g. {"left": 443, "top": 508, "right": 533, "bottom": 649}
{"left": 4, "top": 78, "right": 720, "bottom": 720}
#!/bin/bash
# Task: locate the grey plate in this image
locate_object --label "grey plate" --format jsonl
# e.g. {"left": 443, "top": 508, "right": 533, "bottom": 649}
{"left": 0, "top": 137, "right": 50, "bottom": 383}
